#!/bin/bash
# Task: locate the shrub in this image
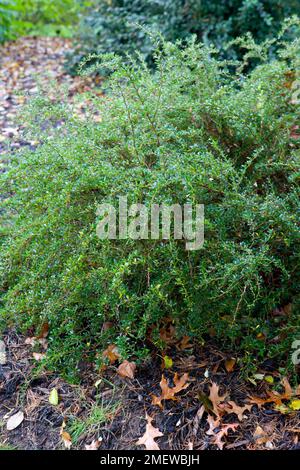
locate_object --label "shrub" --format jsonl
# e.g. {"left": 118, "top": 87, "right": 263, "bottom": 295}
{"left": 0, "top": 0, "right": 91, "bottom": 41}
{"left": 0, "top": 33, "right": 299, "bottom": 380}
{"left": 0, "top": 0, "right": 15, "bottom": 42}
{"left": 69, "top": 0, "right": 300, "bottom": 71}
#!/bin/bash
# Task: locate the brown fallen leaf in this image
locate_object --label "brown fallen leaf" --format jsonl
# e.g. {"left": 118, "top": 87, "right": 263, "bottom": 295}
{"left": 61, "top": 430, "right": 72, "bottom": 450}
{"left": 224, "top": 400, "right": 253, "bottom": 421}
{"left": 60, "top": 420, "right": 72, "bottom": 449}
{"left": 206, "top": 414, "right": 221, "bottom": 436}
{"left": 152, "top": 373, "right": 190, "bottom": 408}
{"left": 102, "top": 344, "right": 120, "bottom": 364}
{"left": 253, "top": 425, "right": 273, "bottom": 447}
{"left": 136, "top": 414, "right": 163, "bottom": 450}
{"left": 208, "top": 382, "right": 228, "bottom": 417}
{"left": 225, "top": 357, "right": 236, "bottom": 373}
{"left": 250, "top": 376, "right": 293, "bottom": 408}
{"left": 37, "top": 321, "right": 49, "bottom": 339}
{"left": 212, "top": 423, "right": 239, "bottom": 450}
{"left": 85, "top": 438, "right": 102, "bottom": 450}
{"left": 117, "top": 360, "right": 136, "bottom": 379}
{"left": 176, "top": 335, "right": 193, "bottom": 351}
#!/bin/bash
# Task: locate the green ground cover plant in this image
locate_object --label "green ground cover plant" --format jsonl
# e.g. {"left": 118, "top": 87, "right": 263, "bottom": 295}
{"left": 0, "top": 28, "right": 299, "bottom": 380}
{"left": 69, "top": 0, "right": 300, "bottom": 71}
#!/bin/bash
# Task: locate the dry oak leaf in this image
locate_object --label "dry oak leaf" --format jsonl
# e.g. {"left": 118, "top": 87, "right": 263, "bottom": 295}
{"left": 224, "top": 400, "right": 253, "bottom": 421}
{"left": 250, "top": 377, "right": 293, "bottom": 408}
{"left": 152, "top": 373, "right": 190, "bottom": 408}
{"left": 102, "top": 344, "right": 121, "bottom": 364}
{"left": 206, "top": 414, "right": 221, "bottom": 436}
{"left": 208, "top": 382, "right": 228, "bottom": 417}
{"left": 117, "top": 360, "right": 136, "bottom": 379}
{"left": 136, "top": 414, "right": 163, "bottom": 450}
{"left": 212, "top": 423, "right": 240, "bottom": 450}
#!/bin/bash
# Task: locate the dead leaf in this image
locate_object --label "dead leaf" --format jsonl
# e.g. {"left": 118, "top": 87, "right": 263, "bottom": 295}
{"left": 117, "top": 360, "right": 136, "bottom": 379}
{"left": 212, "top": 423, "right": 239, "bottom": 450}
{"left": 7, "top": 411, "right": 24, "bottom": 431}
{"left": 102, "top": 344, "right": 120, "bottom": 364}
{"left": 208, "top": 382, "right": 228, "bottom": 417}
{"left": 225, "top": 357, "right": 236, "bottom": 373}
{"left": 61, "top": 430, "right": 72, "bottom": 450}
{"left": 136, "top": 414, "right": 163, "bottom": 450}
{"left": 152, "top": 373, "right": 190, "bottom": 408}
{"left": 224, "top": 400, "right": 253, "bottom": 421}
{"left": 253, "top": 425, "right": 269, "bottom": 445}
{"left": 85, "top": 438, "right": 102, "bottom": 450}
{"left": 176, "top": 335, "right": 192, "bottom": 351}
{"left": 37, "top": 321, "right": 49, "bottom": 339}
{"left": 32, "top": 352, "right": 46, "bottom": 361}
{"left": 206, "top": 414, "right": 221, "bottom": 436}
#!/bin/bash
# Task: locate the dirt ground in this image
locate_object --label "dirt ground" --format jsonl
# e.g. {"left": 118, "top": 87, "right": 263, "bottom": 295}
{"left": 1, "top": 328, "right": 300, "bottom": 450}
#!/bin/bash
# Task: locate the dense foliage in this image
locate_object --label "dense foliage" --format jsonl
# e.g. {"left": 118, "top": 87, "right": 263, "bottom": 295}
{"left": 0, "top": 33, "right": 299, "bottom": 379}
{"left": 69, "top": 0, "right": 300, "bottom": 70}
{"left": 0, "top": 0, "right": 90, "bottom": 42}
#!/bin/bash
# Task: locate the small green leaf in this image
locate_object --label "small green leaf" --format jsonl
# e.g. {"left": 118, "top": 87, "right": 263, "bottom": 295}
{"left": 163, "top": 355, "right": 173, "bottom": 369}
{"left": 49, "top": 388, "right": 59, "bottom": 406}
{"left": 264, "top": 375, "right": 274, "bottom": 384}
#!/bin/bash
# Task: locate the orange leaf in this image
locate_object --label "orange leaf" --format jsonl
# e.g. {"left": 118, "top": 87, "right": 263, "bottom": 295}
{"left": 102, "top": 344, "right": 120, "bottom": 364}
{"left": 225, "top": 357, "right": 236, "bottom": 373}
{"left": 152, "top": 373, "right": 190, "bottom": 408}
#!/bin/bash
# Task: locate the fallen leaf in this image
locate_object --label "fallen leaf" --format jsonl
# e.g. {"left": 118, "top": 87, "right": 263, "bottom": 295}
{"left": 212, "top": 423, "right": 239, "bottom": 450}
{"left": 163, "top": 355, "right": 173, "bottom": 369}
{"left": 176, "top": 335, "right": 192, "bottom": 350}
{"left": 206, "top": 414, "right": 220, "bottom": 436}
{"left": 152, "top": 373, "right": 190, "bottom": 408}
{"left": 61, "top": 430, "right": 72, "bottom": 450}
{"left": 7, "top": 411, "right": 24, "bottom": 431}
{"left": 224, "top": 400, "right": 253, "bottom": 421}
{"left": 102, "top": 344, "right": 120, "bottom": 364}
{"left": 136, "top": 414, "right": 163, "bottom": 450}
{"left": 32, "top": 352, "right": 46, "bottom": 361}
{"left": 253, "top": 425, "right": 269, "bottom": 445}
{"left": 85, "top": 438, "right": 102, "bottom": 450}
{"left": 117, "top": 360, "right": 136, "bottom": 379}
{"left": 208, "top": 382, "right": 228, "bottom": 417}
{"left": 289, "top": 399, "right": 300, "bottom": 411}
{"left": 37, "top": 321, "right": 49, "bottom": 339}
{"left": 225, "top": 357, "right": 236, "bottom": 373}
{"left": 264, "top": 375, "right": 274, "bottom": 384}
{"left": 49, "top": 388, "right": 59, "bottom": 406}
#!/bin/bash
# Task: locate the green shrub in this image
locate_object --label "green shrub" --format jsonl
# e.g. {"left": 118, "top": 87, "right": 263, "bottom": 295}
{"left": 0, "top": 0, "right": 91, "bottom": 41}
{"left": 0, "top": 0, "right": 16, "bottom": 42}
{"left": 0, "top": 33, "right": 299, "bottom": 379}
{"left": 69, "top": 0, "right": 300, "bottom": 71}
